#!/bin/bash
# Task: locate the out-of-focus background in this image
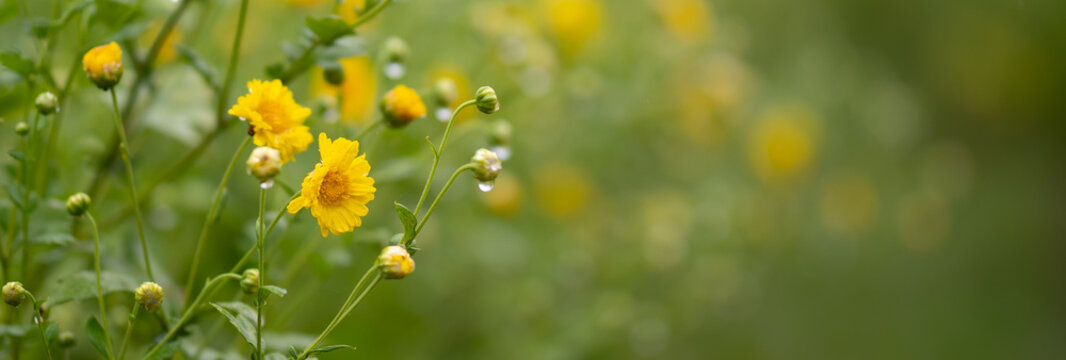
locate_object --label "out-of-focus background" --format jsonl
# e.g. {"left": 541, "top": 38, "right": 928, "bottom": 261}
{"left": 2, "top": 0, "right": 1065, "bottom": 358}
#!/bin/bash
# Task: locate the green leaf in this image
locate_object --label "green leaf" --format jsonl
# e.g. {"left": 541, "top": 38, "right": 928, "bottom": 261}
{"left": 144, "top": 340, "right": 180, "bottom": 360}
{"left": 307, "top": 344, "right": 356, "bottom": 355}
{"left": 265, "top": 63, "right": 285, "bottom": 79}
{"left": 318, "top": 36, "right": 366, "bottom": 64}
{"left": 51, "top": 270, "right": 139, "bottom": 305}
{"left": 85, "top": 317, "right": 110, "bottom": 358}
{"left": 262, "top": 285, "right": 287, "bottom": 298}
{"left": 32, "top": 233, "right": 76, "bottom": 246}
{"left": 305, "top": 16, "right": 353, "bottom": 45}
{"left": 394, "top": 202, "right": 417, "bottom": 245}
{"left": 90, "top": 0, "right": 137, "bottom": 30}
{"left": 44, "top": 322, "right": 58, "bottom": 346}
{"left": 3, "top": 182, "right": 24, "bottom": 210}
{"left": 8, "top": 149, "right": 25, "bottom": 163}
{"left": 0, "top": 52, "right": 36, "bottom": 79}
{"left": 175, "top": 45, "right": 220, "bottom": 90}
{"left": 107, "top": 21, "right": 150, "bottom": 43}
{"left": 209, "top": 302, "right": 257, "bottom": 348}
{"left": 288, "top": 345, "right": 299, "bottom": 358}
{"left": 0, "top": 324, "right": 33, "bottom": 338}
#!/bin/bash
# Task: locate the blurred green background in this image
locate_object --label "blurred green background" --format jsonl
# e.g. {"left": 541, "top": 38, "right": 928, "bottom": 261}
{"left": 1, "top": 0, "right": 1065, "bottom": 358}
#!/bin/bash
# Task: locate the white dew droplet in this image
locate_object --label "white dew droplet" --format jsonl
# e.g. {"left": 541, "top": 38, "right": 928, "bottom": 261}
{"left": 478, "top": 181, "right": 495, "bottom": 193}
{"left": 384, "top": 62, "right": 405, "bottom": 79}
{"left": 491, "top": 145, "right": 512, "bottom": 161}
{"left": 260, "top": 180, "right": 274, "bottom": 190}
{"left": 435, "top": 107, "right": 451, "bottom": 122}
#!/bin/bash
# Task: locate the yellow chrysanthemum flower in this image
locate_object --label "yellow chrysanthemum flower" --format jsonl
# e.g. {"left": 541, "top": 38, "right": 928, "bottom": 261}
{"left": 83, "top": 42, "right": 123, "bottom": 89}
{"left": 229, "top": 79, "right": 314, "bottom": 163}
{"left": 541, "top": 0, "right": 603, "bottom": 55}
{"left": 655, "top": 0, "right": 713, "bottom": 44}
{"left": 287, "top": 133, "right": 376, "bottom": 237}
{"left": 380, "top": 85, "right": 427, "bottom": 128}
{"left": 747, "top": 104, "right": 819, "bottom": 185}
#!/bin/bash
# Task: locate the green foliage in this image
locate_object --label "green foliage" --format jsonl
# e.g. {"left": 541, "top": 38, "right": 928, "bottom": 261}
{"left": 394, "top": 202, "right": 417, "bottom": 245}
{"left": 85, "top": 317, "right": 109, "bottom": 358}
{"left": 175, "top": 45, "right": 221, "bottom": 91}
{"left": 50, "top": 270, "right": 139, "bottom": 305}
{"left": 0, "top": 52, "right": 36, "bottom": 79}
{"left": 305, "top": 16, "right": 353, "bottom": 45}
{"left": 210, "top": 302, "right": 258, "bottom": 349}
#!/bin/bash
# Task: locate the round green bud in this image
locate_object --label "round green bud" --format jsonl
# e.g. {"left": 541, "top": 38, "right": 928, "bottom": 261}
{"left": 134, "top": 282, "right": 163, "bottom": 312}
{"left": 240, "top": 268, "right": 260, "bottom": 294}
{"left": 475, "top": 86, "right": 500, "bottom": 114}
{"left": 57, "top": 331, "right": 76, "bottom": 348}
{"left": 246, "top": 147, "right": 282, "bottom": 182}
{"left": 35, "top": 92, "right": 58, "bottom": 115}
{"left": 15, "top": 122, "right": 29, "bottom": 136}
{"left": 432, "top": 78, "right": 458, "bottom": 106}
{"left": 3, "top": 282, "right": 26, "bottom": 307}
{"left": 322, "top": 62, "right": 345, "bottom": 86}
{"left": 66, "top": 193, "right": 92, "bottom": 217}
{"left": 383, "top": 36, "right": 409, "bottom": 63}
{"left": 471, "top": 148, "right": 502, "bottom": 182}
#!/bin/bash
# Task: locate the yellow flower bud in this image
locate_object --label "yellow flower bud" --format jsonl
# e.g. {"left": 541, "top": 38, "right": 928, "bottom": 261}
{"left": 380, "top": 85, "right": 426, "bottom": 128}
{"left": 3, "top": 281, "right": 26, "bottom": 307}
{"left": 240, "top": 268, "right": 260, "bottom": 294}
{"left": 475, "top": 86, "right": 499, "bottom": 114}
{"left": 134, "top": 282, "right": 163, "bottom": 312}
{"left": 247, "top": 146, "right": 282, "bottom": 183}
{"left": 377, "top": 245, "right": 415, "bottom": 279}
{"left": 82, "top": 42, "right": 124, "bottom": 90}
{"left": 35, "top": 92, "right": 58, "bottom": 115}
{"left": 66, "top": 193, "right": 92, "bottom": 217}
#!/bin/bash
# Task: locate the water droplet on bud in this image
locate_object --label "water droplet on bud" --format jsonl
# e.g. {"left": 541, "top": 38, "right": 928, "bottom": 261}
{"left": 385, "top": 62, "right": 405, "bottom": 79}
{"left": 478, "top": 181, "right": 495, "bottom": 192}
{"left": 260, "top": 180, "right": 274, "bottom": 190}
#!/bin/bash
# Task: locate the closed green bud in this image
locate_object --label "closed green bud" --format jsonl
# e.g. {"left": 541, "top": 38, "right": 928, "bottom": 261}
{"left": 134, "top": 282, "right": 163, "bottom": 312}
{"left": 383, "top": 36, "right": 409, "bottom": 63}
{"left": 3, "top": 282, "right": 26, "bottom": 307}
{"left": 471, "top": 148, "right": 502, "bottom": 182}
{"left": 57, "top": 331, "right": 76, "bottom": 348}
{"left": 35, "top": 92, "right": 58, "bottom": 115}
{"left": 432, "top": 78, "right": 458, "bottom": 106}
{"left": 322, "top": 62, "right": 345, "bottom": 86}
{"left": 240, "top": 268, "right": 260, "bottom": 294}
{"left": 15, "top": 122, "right": 29, "bottom": 136}
{"left": 66, "top": 193, "right": 92, "bottom": 216}
{"left": 475, "top": 86, "right": 500, "bottom": 114}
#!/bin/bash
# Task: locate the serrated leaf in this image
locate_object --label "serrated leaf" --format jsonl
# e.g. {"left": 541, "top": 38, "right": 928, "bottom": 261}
{"left": 51, "top": 270, "right": 139, "bottom": 305}
{"left": 305, "top": 16, "right": 353, "bottom": 45}
{"left": 394, "top": 202, "right": 417, "bottom": 245}
{"left": 175, "top": 45, "right": 220, "bottom": 90}
{"left": 86, "top": 317, "right": 110, "bottom": 357}
{"left": 308, "top": 344, "right": 356, "bottom": 355}
{"left": 0, "top": 52, "right": 36, "bottom": 78}
{"left": 262, "top": 285, "right": 287, "bottom": 298}
{"left": 44, "top": 322, "right": 58, "bottom": 346}
{"left": 32, "top": 232, "right": 75, "bottom": 246}
{"left": 210, "top": 302, "right": 258, "bottom": 348}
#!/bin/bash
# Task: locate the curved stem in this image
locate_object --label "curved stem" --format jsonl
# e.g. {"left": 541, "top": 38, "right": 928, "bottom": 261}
{"left": 117, "top": 305, "right": 139, "bottom": 360}
{"left": 411, "top": 164, "right": 476, "bottom": 242}
{"left": 142, "top": 273, "right": 240, "bottom": 360}
{"left": 85, "top": 214, "right": 116, "bottom": 359}
{"left": 297, "top": 267, "right": 380, "bottom": 360}
{"left": 182, "top": 136, "right": 252, "bottom": 311}
{"left": 25, "top": 293, "right": 54, "bottom": 360}
{"left": 413, "top": 100, "right": 476, "bottom": 217}
{"left": 109, "top": 88, "right": 154, "bottom": 281}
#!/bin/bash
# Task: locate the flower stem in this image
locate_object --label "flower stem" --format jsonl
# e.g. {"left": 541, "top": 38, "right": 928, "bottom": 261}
{"left": 85, "top": 214, "right": 116, "bottom": 360}
{"left": 24, "top": 293, "right": 54, "bottom": 360}
{"left": 278, "top": 0, "right": 393, "bottom": 83}
{"left": 117, "top": 305, "right": 139, "bottom": 360}
{"left": 182, "top": 136, "right": 253, "bottom": 311}
{"left": 412, "top": 164, "right": 476, "bottom": 242}
{"left": 354, "top": 118, "right": 384, "bottom": 141}
{"left": 108, "top": 88, "right": 154, "bottom": 282}
{"left": 19, "top": 113, "right": 37, "bottom": 281}
{"left": 413, "top": 100, "right": 476, "bottom": 217}
{"left": 255, "top": 188, "right": 266, "bottom": 360}
{"left": 230, "top": 192, "right": 299, "bottom": 274}
{"left": 217, "top": 0, "right": 250, "bottom": 126}
{"left": 297, "top": 267, "right": 381, "bottom": 360}
{"left": 142, "top": 273, "right": 240, "bottom": 360}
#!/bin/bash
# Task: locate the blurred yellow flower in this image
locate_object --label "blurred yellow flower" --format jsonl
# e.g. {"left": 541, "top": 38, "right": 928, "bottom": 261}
{"left": 820, "top": 172, "right": 879, "bottom": 235}
{"left": 288, "top": 133, "right": 376, "bottom": 237}
{"left": 541, "top": 0, "right": 603, "bottom": 55}
{"left": 312, "top": 56, "right": 377, "bottom": 124}
{"left": 338, "top": 0, "right": 373, "bottom": 26}
{"left": 654, "top": 0, "right": 713, "bottom": 44}
{"left": 140, "top": 22, "right": 181, "bottom": 64}
{"left": 229, "top": 79, "right": 313, "bottom": 163}
{"left": 380, "top": 85, "right": 427, "bottom": 128}
{"left": 82, "top": 42, "right": 123, "bottom": 89}
{"left": 748, "top": 104, "right": 819, "bottom": 185}
{"left": 430, "top": 67, "right": 474, "bottom": 122}
{"left": 483, "top": 173, "right": 522, "bottom": 217}
{"left": 534, "top": 164, "right": 591, "bottom": 219}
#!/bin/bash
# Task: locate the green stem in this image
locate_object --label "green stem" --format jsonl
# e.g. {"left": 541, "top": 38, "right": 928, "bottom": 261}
{"left": 216, "top": 0, "right": 249, "bottom": 127}
{"left": 25, "top": 293, "right": 54, "bottom": 360}
{"left": 413, "top": 100, "right": 476, "bottom": 217}
{"left": 85, "top": 214, "right": 116, "bottom": 360}
{"left": 142, "top": 273, "right": 240, "bottom": 360}
{"left": 354, "top": 118, "right": 383, "bottom": 141}
{"left": 182, "top": 136, "right": 252, "bottom": 311}
{"left": 278, "top": 0, "right": 393, "bottom": 83}
{"left": 411, "top": 164, "right": 476, "bottom": 242}
{"left": 255, "top": 188, "right": 266, "bottom": 359}
{"left": 296, "top": 267, "right": 381, "bottom": 360}
{"left": 229, "top": 192, "right": 299, "bottom": 274}
{"left": 108, "top": 88, "right": 154, "bottom": 281}
{"left": 20, "top": 113, "right": 37, "bottom": 282}
{"left": 117, "top": 303, "right": 139, "bottom": 360}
